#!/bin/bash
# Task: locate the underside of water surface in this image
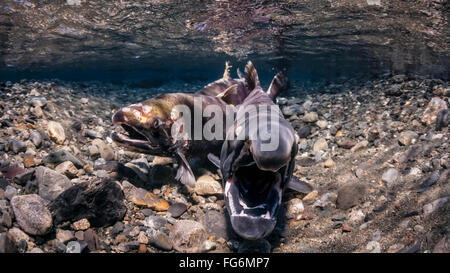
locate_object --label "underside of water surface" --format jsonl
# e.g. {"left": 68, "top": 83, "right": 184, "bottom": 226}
{"left": 0, "top": 0, "right": 449, "bottom": 255}
{"left": 0, "top": 0, "right": 449, "bottom": 84}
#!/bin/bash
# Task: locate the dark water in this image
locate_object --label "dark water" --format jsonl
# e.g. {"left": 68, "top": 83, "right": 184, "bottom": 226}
{"left": 0, "top": 0, "right": 449, "bottom": 84}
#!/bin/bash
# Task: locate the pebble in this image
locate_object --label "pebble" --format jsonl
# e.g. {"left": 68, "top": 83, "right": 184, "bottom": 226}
{"left": 316, "top": 120, "right": 328, "bottom": 129}
{"left": 169, "top": 220, "right": 207, "bottom": 253}
{"left": 323, "top": 158, "right": 336, "bottom": 168}
{"left": 43, "top": 149, "right": 84, "bottom": 168}
{"left": 350, "top": 140, "right": 368, "bottom": 152}
{"left": 56, "top": 229, "right": 74, "bottom": 243}
{"left": 35, "top": 166, "right": 72, "bottom": 201}
{"left": 337, "top": 138, "right": 356, "bottom": 149}
{"left": 55, "top": 161, "right": 78, "bottom": 179}
{"left": 313, "top": 138, "right": 328, "bottom": 152}
{"left": 435, "top": 109, "right": 448, "bottom": 131}
{"left": 297, "top": 126, "right": 311, "bottom": 138}
{"left": 10, "top": 194, "right": 53, "bottom": 235}
{"left": 150, "top": 232, "right": 172, "bottom": 251}
{"left": 302, "top": 190, "right": 318, "bottom": 204}
{"left": 200, "top": 210, "right": 228, "bottom": 239}
{"left": 122, "top": 180, "right": 169, "bottom": 211}
{"left": 421, "top": 97, "right": 448, "bottom": 125}
{"left": 398, "top": 130, "right": 418, "bottom": 146}
{"left": 194, "top": 175, "right": 222, "bottom": 195}
{"left": 47, "top": 121, "right": 66, "bottom": 144}
{"left": 303, "top": 112, "right": 318, "bottom": 123}
{"left": 72, "top": 218, "right": 90, "bottom": 231}
{"left": 336, "top": 182, "right": 366, "bottom": 210}
{"left": 4, "top": 185, "right": 17, "bottom": 200}
{"left": 423, "top": 197, "right": 448, "bottom": 216}
{"left": 313, "top": 192, "right": 337, "bottom": 209}
{"left": 366, "top": 241, "right": 381, "bottom": 253}
{"left": 167, "top": 202, "right": 188, "bottom": 218}
{"left": 286, "top": 198, "right": 305, "bottom": 217}
{"left": 381, "top": 168, "right": 399, "bottom": 186}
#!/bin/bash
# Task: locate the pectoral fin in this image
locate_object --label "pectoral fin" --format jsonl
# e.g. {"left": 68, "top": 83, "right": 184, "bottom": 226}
{"left": 174, "top": 150, "right": 196, "bottom": 188}
{"left": 207, "top": 153, "right": 221, "bottom": 168}
{"left": 286, "top": 176, "right": 313, "bottom": 193}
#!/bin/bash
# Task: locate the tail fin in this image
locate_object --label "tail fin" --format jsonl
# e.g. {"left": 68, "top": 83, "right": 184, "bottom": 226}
{"left": 266, "top": 72, "right": 288, "bottom": 101}
{"left": 245, "top": 61, "right": 260, "bottom": 91}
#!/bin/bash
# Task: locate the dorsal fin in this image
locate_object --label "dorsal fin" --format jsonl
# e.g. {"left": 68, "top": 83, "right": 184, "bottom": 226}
{"left": 222, "top": 61, "right": 232, "bottom": 80}
{"left": 266, "top": 72, "right": 288, "bottom": 101}
{"left": 245, "top": 61, "right": 260, "bottom": 91}
{"left": 216, "top": 83, "right": 249, "bottom": 106}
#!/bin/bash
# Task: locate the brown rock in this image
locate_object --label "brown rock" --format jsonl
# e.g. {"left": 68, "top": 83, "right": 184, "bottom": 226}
{"left": 336, "top": 182, "right": 366, "bottom": 210}
{"left": 72, "top": 218, "right": 90, "bottom": 231}
{"left": 337, "top": 138, "right": 357, "bottom": 149}
{"left": 122, "top": 181, "right": 169, "bottom": 211}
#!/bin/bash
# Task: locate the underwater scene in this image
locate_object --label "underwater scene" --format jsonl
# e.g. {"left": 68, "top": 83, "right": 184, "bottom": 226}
{"left": 0, "top": 0, "right": 449, "bottom": 254}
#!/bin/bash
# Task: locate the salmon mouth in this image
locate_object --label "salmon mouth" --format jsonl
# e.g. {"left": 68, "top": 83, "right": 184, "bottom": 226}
{"left": 224, "top": 162, "right": 283, "bottom": 240}
{"left": 111, "top": 123, "right": 157, "bottom": 152}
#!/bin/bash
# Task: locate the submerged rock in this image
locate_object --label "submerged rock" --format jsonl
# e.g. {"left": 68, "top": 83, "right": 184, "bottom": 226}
{"left": 421, "top": 97, "right": 448, "bottom": 125}
{"left": 169, "top": 220, "right": 207, "bottom": 253}
{"left": 194, "top": 175, "right": 222, "bottom": 195}
{"left": 43, "top": 149, "right": 84, "bottom": 168}
{"left": 49, "top": 179, "right": 126, "bottom": 227}
{"left": 47, "top": 121, "right": 66, "bottom": 144}
{"left": 10, "top": 194, "right": 53, "bottom": 236}
{"left": 35, "top": 166, "right": 72, "bottom": 201}
{"left": 122, "top": 180, "right": 169, "bottom": 211}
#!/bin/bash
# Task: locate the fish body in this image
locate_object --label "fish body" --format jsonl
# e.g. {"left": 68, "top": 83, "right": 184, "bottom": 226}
{"left": 214, "top": 61, "right": 297, "bottom": 240}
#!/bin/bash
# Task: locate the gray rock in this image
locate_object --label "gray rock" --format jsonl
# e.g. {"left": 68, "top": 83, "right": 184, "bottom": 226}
{"left": 43, "top": 149, "right": 84, "bottom": 168}
{"left": 149, "top": 232, "right": 172, "bottom": 251}
{"left": 381, "top": 168, "right": 399, "bottom": 186}
{"left": 168, "top": 202, "right": 188, "bottom": 218}
{"left": 35, "top": 166, "right": 72, "bottom": 201}
{"left": 8, "top": 139, "right": 27, "bottom": 154}
{"left": 313, "top": 192, "right": 337, "bottom": 209}
{"left": 84, "top": 129, "right": 102, "bottom": 139}
{"left": 200, "top": 210, "right": 228, "bottom": 239}
{"left": 29, "top": 131, "right": 42, "bottom": 148}
{"left": 144, "top": 215, "right": 167, "bottom": 230}
{"left": 297, "top": 126, "right": 311, "bottom": 138}
{"left": 10, "top": 194, "right": 53, "bottom": 235}
{"left": 169, "top": 220, "right": 207, "bottom": 253}
{"left": 423, "top": 197, "right": 448, "bottom": 216}
{"left": 4, "top": 185, "right": 17, "bottom": 200}
{"left": 398, "top": 130, "right": 418, "bottom": 146}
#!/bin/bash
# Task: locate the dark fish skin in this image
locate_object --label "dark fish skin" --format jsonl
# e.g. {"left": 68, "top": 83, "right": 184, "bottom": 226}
{"left": 216, "top": 61, "right": 297, "bottom": 240}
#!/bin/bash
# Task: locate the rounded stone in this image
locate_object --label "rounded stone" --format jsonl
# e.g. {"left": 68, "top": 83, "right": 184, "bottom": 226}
{"left": 11, "top": 194, "right": 53, "bottom": 236}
